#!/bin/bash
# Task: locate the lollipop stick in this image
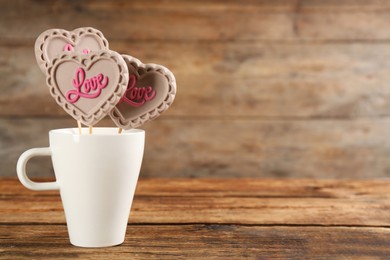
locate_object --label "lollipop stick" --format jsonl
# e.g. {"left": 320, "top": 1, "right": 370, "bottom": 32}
{"left": 118, "top": 128, "right": 123, "bottom": 134}
{"left": 77, "top": 121, "right": 82, "bottom": 134}
{"left": 89, "top": 126, "right": 93, "bottom": 135}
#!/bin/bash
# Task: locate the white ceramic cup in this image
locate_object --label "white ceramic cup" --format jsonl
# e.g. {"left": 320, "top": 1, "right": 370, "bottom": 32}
{"left": 17, "top": 127, "right": 145, "bottom": 247}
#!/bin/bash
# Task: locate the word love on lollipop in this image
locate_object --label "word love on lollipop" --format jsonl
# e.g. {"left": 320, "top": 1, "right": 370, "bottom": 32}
{"left": 110, "top": 55, "right": 176, "bottom": 129}
{"left": 34, "top": 27, "right": 176, "bottom": 132}
{"left": 120, "top": 74, "right": 156, "bottom": 107}
{"left": 66, "top": 67, "right": 109, "bottom": 104}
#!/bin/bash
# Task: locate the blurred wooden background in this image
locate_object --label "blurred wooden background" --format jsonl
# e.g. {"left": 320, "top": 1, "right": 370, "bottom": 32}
{"left": 1, "top": 0, "right": 390, "bottom": 178}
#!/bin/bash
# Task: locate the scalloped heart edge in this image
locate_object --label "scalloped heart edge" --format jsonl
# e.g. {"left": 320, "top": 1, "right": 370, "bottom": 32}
{"left": 109, "top": 55, "right": 177, "bottom": 129}
{"left": 35, "top": 27, "right": 109, "bottom": 74}
{"left": 46, "top": 50, "right": 128, "bottom": 126}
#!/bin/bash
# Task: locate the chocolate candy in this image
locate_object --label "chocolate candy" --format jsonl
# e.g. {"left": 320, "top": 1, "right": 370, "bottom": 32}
{"left": 110, "top": 55, "right": 176, "bottom": 129}
{"left": 46, "top": 51, "right": 128, "bottom": 126}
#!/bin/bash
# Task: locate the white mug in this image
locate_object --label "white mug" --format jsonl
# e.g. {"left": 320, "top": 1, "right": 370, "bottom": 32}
{"left": 17, "top": 127, "right": 145, "bottom": 247}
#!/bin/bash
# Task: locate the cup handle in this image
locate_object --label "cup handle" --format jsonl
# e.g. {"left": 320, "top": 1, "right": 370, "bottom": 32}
{"left": 17, "top": 147, "right": 59, "bottom": 191}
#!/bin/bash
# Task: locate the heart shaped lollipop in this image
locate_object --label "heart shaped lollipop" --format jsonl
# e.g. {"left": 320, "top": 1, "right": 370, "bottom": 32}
{"left": 109, "top": 55, "right": 176, "bottom": 129}
{"left": 35, "top": 27, "right": 109, "bottom": 73}
{"left": 46, "top": 51, "right": 129, "bottom": 126}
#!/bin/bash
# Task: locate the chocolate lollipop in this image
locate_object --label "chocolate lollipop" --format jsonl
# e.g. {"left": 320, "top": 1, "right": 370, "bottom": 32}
{"left": 34, "top": 27, "right": 176, "bottom": 132}
{"left": 35, "top": 27, "right": 115, "bottom": 133}
{"left": 35, "top": 27, "right": 109, "bottom": 73}
{"left": 46, "top": 51, "right": 129, "bottom": 127}
{"left": 110, "top": 55, "right": 176, "bottom": 130}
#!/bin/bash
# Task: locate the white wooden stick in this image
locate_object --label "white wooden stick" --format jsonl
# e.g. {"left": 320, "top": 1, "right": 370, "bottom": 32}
{"left": 77, "top": 121, "right": 82, "bottom": 134}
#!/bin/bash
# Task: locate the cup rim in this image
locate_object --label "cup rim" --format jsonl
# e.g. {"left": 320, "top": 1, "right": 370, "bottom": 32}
{"left": 49, "top": 127, "right": 144, "bottom": 136}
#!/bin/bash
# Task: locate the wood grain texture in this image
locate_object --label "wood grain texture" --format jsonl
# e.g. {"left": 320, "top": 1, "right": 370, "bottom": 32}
{"left": 1, "top": 225, "right": 389, "bottom": 259}
{"left": 2, "top": 42, "right": 390, "bottom": 118}
{"left": 3, "top": 0, "right": 390, "bottom": 42}
{"left": 1, "top": 179, "right": 389, "bottom": 225}
{"left": 2, "top": 118, "right": 390, "bottom": 178}
{"left": 1, "top": 178, "right": 389, "bottom": 258}
{"left": 0, "top": 0, "right": 294, "bottom": 43}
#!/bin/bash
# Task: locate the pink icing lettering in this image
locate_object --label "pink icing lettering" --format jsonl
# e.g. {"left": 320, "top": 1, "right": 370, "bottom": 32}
{"left": 63, "top": 44, "right": 90, "bottom": 55}
{"left": 63, "top": 43, "right": 74, "bottom": 51}
{"left": 120, "top": 75, "right": 156, "bottom": 107}
{"left": 66, "top": 68, "right": 109, "bottom": 103}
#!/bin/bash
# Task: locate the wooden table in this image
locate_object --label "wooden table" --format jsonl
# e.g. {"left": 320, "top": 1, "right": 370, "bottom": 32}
{"left": 1, "top": 178, "right": 389, "bottom": 258}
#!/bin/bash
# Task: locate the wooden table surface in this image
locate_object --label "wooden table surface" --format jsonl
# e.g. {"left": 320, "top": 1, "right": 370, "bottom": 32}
{"left": 1, "top": 178, "right": 389, "bottom": 259}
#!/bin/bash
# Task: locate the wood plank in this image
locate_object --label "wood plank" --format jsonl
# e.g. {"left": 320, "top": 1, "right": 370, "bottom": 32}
{"left": 2, "top": 0, "right": 390, "bottom": 43}
{"left": 2, "top": 193, "right": 389, "bottom": 226}
{"left": 2, "top": 42, "right": 390, "bottom": 118}
{"left": 302, "top": 0, "right": 390, "bottom": 11}
{"left": 1, "top": 179, "right": 389, "bottom": 225}
{"left": 3, "top": 178, "right": 390, "bottom": 198}
{"left": 0, "top": 0, "right": 295, "bottom": 43}
{"left": 0, "top": 224, "right": 389, "bottom": 258}
{"left": 297, "top": 12, "right": 390, "bottom": 41}
{"left": 297, "top": 0, "right": 390, "bottom": 41}
{"left": 3, "top": 117, "right": 390, "bottom": 179}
